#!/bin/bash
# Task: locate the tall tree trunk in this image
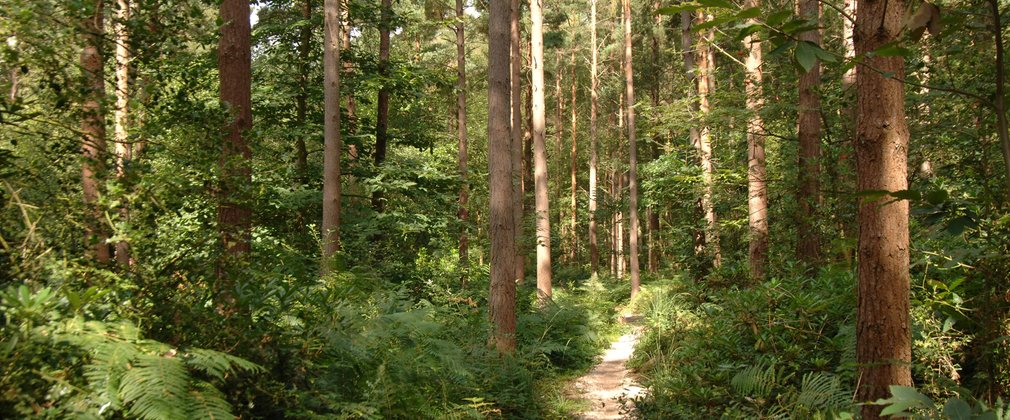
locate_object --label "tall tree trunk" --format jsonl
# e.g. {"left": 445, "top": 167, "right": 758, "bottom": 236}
{"left": 796, "top": 0, "right": 822, "bottom": 266}
{"left": 588, "top": 0, "right": 600, "bottom": 275}
{"left": 113, "top": 0, "right": 133, "bottom": 266}
{"left": 647, "top": 0, "right": 661, "bottom": 274}
{"left": 854, "top": 0, "right": 912, "bottom": 415}
{"left": 511, "top": 0, "right": 526, "bottom": 283}
{"left": 616, "top": 91, "right": 625, "bottom": 279}
{"left": 489, "top": 0, "right": 517, "bottom": 353}
{"left": 456, "top": 0, "right": 469, "bottom": 284}
{"left": 623, "top": 0, "right": 640, "bottom": 298}
{"left": 991, "top": 0, "right": 1010, "bottom": 203}
{"left": 372, "top": 0, "right": 392, "bottom": 212}
{"left": 681, "top": 11, "right": 706, "bottom": 268}
{"left": 569, "top": 51, "right": 577, "bottom": 263}
{"left": 695, "top": 11, "right": 720, "bottom": 268}
{"left": 294, "top": 0, "right": 312, "bottom": 185}
{"left": 81, "top": 0, "right": 110, "bottom": 264}
{"left": 322, "top": 0, "right": 343, "bottom": 267}
{"left": 840, "top": 0, "right": 857, "bottom": 266}
{"left": 217, "top": 0, "right": 253, "bottom": 275}
{"left": 530, "top": 0, "right": 552, "bottom": 300}
{"left": 743, "top": 0, "right": 767, "bottom": 281}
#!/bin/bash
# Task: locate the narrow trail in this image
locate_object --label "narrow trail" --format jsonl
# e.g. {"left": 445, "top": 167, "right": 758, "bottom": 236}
{"left": 574, "top": 317, "right": 645, "bottom": 419}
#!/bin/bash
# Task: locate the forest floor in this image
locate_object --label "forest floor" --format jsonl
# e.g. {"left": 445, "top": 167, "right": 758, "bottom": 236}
{"left": 573, "top": 315, "right": 645, "bottom": 419}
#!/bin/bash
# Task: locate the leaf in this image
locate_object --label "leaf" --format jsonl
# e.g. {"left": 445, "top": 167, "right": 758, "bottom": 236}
{"left": 697, "top": 0, "right": 735, "bottom": 8}
{"left": 890, "top": 189, "right": 922, "bottom": 201}
{"left": 942, "top": 397, "right": 972, "bottom": 420}
{"left": 735, "top": 7, "right": 760, "bottom": 20}
{"left": 765, "top": 10, "right": 792, "bottom": 27}
{"left": 795, "top": 41, "right": 819, "bottom": 72}
{"left": 735, "top": 22, "right": 763, "bottom": 41}
{"left": 768, "top": 40, "right": 795, "bottom": 57}
{"left": 945, "top": 216, "right": 975, "bottom": 235}
{"left": 871, "top": 44, "right": 912, "bottom": 57}
{"left": 925, "top": 189, "right": 949, "bottom": 205}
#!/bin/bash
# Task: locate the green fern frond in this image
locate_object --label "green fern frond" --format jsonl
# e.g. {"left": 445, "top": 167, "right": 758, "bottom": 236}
{"left": 187, "top": 382, "right": 235, "bottom": 420}
{"left": 794, "top": 372, "right": 850, "bottom": 411}
{"left": 119, "top": 354, "right": 190, "bottom": 420}
{"left": 184, "top": 348, "right": 262, "bottom": 380}
{"left": 731, "top": 363, "right": 779, "bottom": 399}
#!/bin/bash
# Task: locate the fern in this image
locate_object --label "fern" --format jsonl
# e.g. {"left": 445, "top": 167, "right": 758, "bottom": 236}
{"left": 731, "top": 363, "right": 781, "bottom": 399}
{"left": 793, "top": 372, "right": 850, "bottom": 412}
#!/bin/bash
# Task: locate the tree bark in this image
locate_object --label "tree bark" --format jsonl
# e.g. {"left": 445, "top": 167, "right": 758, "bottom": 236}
{"left": 796, "top": 0, "right": 822, "bottom": 266}
{"left": 113, "top": 0, "right": 133, "bottom": 266}
{"left": 647, "top": 0, "right": 661, "bottom": 274}
{"left": 616, "top": 91, "right": 625, "bottom": 279}
{"left": 743, "top": 0, "right": 767, "bottom": 281}
{"left": 372, "top": 0, "right": 392, "bottom": 212}
{"left": 854, "top": 0, "right": 913, "bottom": 415}
{"left": 681, "top": 11, "right": 706, "bottom": 268}
{"left": 489, "top": 0, "right": 517, "bottom": 353}
{"left": 588, "top": 0, "right": 600, "bottom": 276}
{"left": 695, "top": 11, "right": 720, "bottom": 268}
{"left": 511, "top": 0, "right": 526, "bottom": 283}
{"left": 569, "top": 51, "right": 578, "bottom": 263}
{"left": 81, "top": 0, "right": 111, "bottom": 264}
{"left": 623, "top": 0, "right": 640, "bottom": 298}
{"left": 530, "top": 0, "right": 552, "bottom": 301}
{"left": 991, "top": 0, "right": 1010, "bottom": 204}
{"left": 322, "top": 0, "right": 343, "bottom": 267}
{"left": 217, "top": 0, "right": 253, "bottom": 271}
{"left": 456, "top": 0, "right": 469, "bottom": 284}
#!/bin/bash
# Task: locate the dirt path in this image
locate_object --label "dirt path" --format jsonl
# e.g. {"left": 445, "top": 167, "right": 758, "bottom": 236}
{"left": 574, "top": 321, "right": 645, "bottom": 419}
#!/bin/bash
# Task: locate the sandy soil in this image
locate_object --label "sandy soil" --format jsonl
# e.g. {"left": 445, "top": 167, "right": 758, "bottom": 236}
{"left": 574, "top": 326, "right": 645, "bottom": 419}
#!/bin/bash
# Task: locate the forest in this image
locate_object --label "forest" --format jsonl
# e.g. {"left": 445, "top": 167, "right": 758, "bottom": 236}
{"left": 1, "top": 0, "right": 1009, "bottom": 418}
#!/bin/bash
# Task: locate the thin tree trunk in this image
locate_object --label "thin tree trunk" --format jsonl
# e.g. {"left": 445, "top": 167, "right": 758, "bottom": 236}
{"left": 569, "top": 51, "right": 577, "bottom": 263}
{"left": 743, "top": 0, "right": 767, "bottom": 281}
{"left": 588, "top": 0, "right": 600, "bottom": 275}
{"left": 991, "top": 0, "right": 1010, "bottom": 203}
{"left": 322, "top": 0, "right": 343, "bottom": 267}
{"left": 489, "top": 0, "right": 517, "bottom": 353}
{"left": 372, "top": 0, "right": 392, "bottom": 211}
{"left": 616, "top": 91, "right": 625, "bottom": 279}
{"left": 647, "top": 0, "right": 661, "bottom": 274}
{"left": 623, "top": 0, "right": 640, "bottom": 297}
{"left": 217, "top": 0, "right": 253, "bottom": 275}
{"left": 456, "top": 0, "right": 469, "bottom": 284}
{"left": 695, "top": 11, "right": 720, "bottom": 268}
{"left": 796, "top": 0, "right": 822, "bottom": 266}
{"left": 511, "top": 0, "right": 526, "bottom": 282}
{"left": 854, "top": 0, "right": 912, "bottom": 415}
{"left": 841, "top": 0, "right": 857, "bottom": 266}
{"left": 341, "top": 1, "right": 358, "bottom": 141}
{"left": 81, "top": 0, "right": 110, "bottom": 264}
{"left": 294, "top": 0, "right": 311, "bottom": 185}
{"left": 113, "top": 0, "right": 132, "bottom": 266}
{"left": 531, "top": 0, "right": 552, "bottom": 300}
{"left": 682, "top": 11, "right": 706, "bottom": 267}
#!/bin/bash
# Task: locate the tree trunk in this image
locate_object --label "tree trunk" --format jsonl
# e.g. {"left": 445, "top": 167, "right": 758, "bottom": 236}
{"left": 854, "top": 0, "right": 912, "bottom": 415}
{"left": 489, "top": 0, "right": 517, "bottom": 353}
{"left": 81, "top": 0, "right": 111, "bottom": 264}
{"left": 743, "top": 0, "right": 767, "bottom": 281}
{"left": 372, "top": 0, "right": 392, "bottom": 212}
{"left": 569, "top": 52, "right": 578, "bottom": 263}
{"left": 531, "top": 0, "right": 552, "bottom": 300}
{"left": 217, "top": 0, "right": 253, "bottom": 273}
{"left": 342, "top": 1, "right": 357, "bottom": 140}
{"left": 616, "top": 91, "right": 625, "bottom": 279}
{"left": 623, "top": 0, "right": 640, "bottom": 298}
{"left": 681, "top": 12, "right": 706, "bottom": 268}
{"left": 588, "top": 0, "right": 600, "bottom": 276}
{"left": 511, "top": 0, "right": 526, "bottom": 283}
{"left": 322, "top": 0, "right": 343, "bottom": 267}
{"left": 585, "top": 0, "right": 597, "bottom": 274}
{"left": 647, "top": 0, "right": 661, "bottom": 274}
{"left": 796, "top": 0, "right": 822, "bottom": 266}
{"left": 991, "top": 0, "right": 1010, "bottom": 203}
{"left": 695, "top": 11, "right": 720, "bottom": 268}
{"left": 113, "top": 0, "right": 133, "bottom": 266}
{"left": 456, "top": 0, "right": 469, "bottom": 284}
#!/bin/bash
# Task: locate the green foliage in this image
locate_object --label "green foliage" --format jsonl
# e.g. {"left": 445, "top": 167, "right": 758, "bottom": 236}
{"left": 874, "top": 386, "right": 1010, "bottom": 419}
{"left": 0, "top": 286, "right": 260, "bottom": 419}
